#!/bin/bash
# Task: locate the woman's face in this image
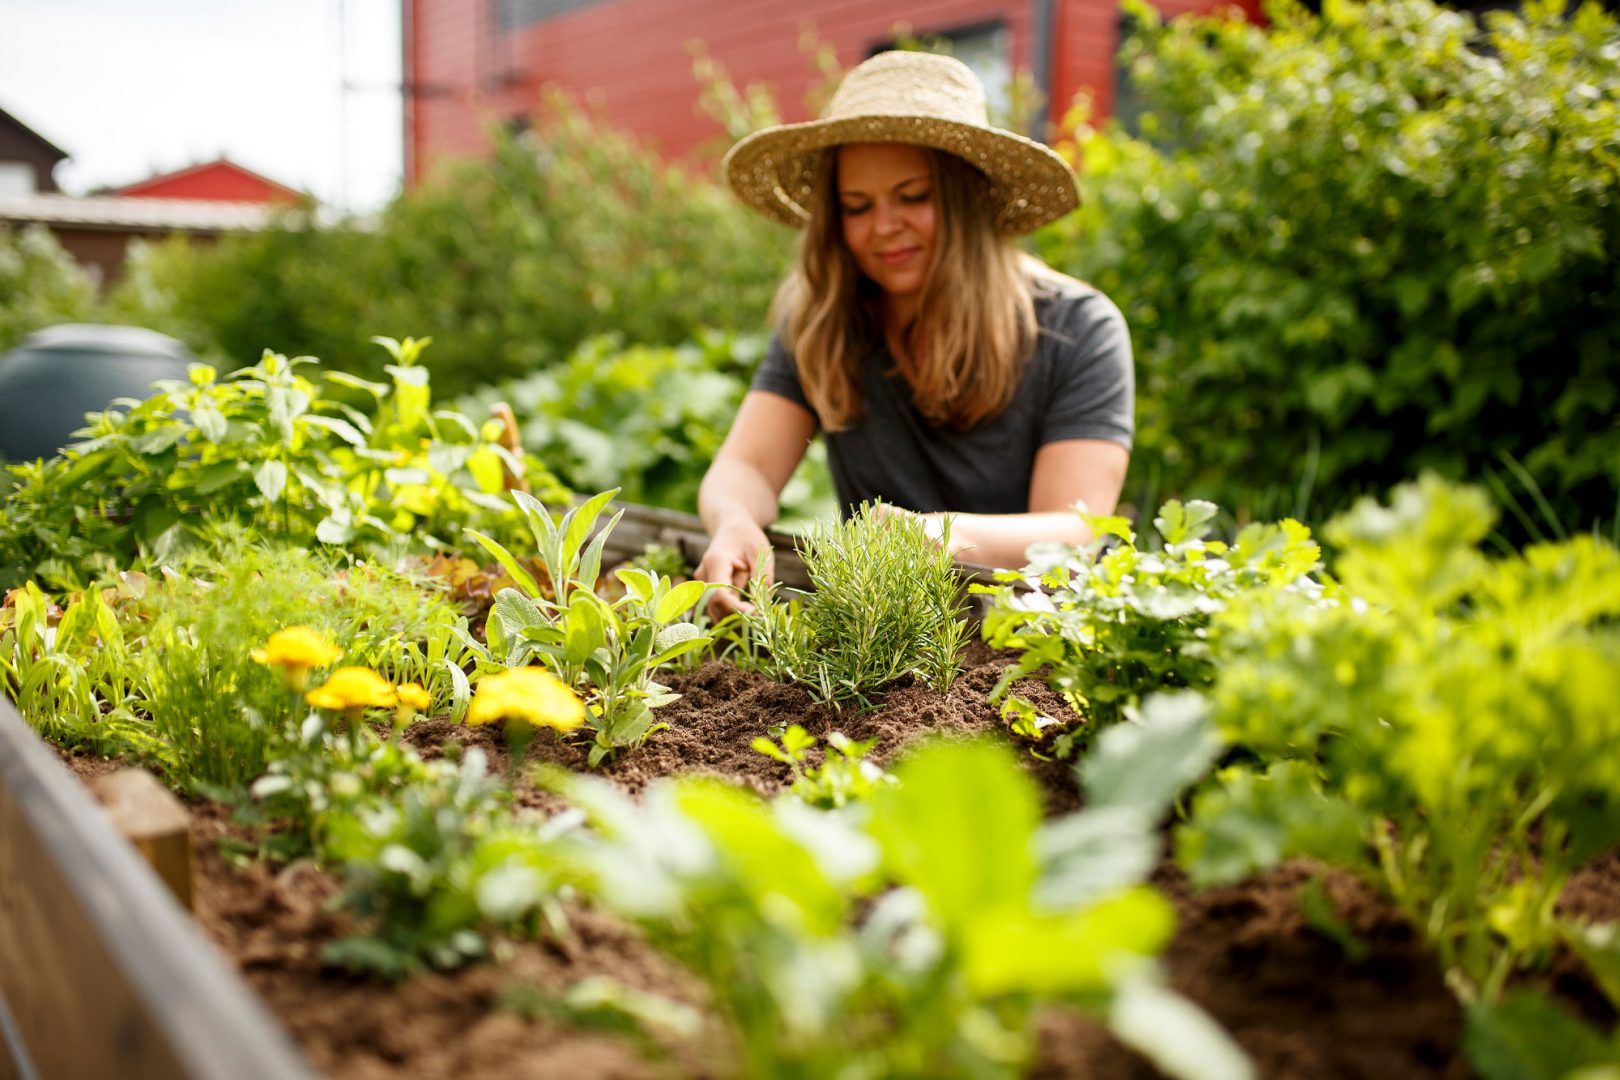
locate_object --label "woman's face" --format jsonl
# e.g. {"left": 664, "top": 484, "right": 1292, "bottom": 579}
{"left": 836, "top": 143, "right": 937, "bottom": 308}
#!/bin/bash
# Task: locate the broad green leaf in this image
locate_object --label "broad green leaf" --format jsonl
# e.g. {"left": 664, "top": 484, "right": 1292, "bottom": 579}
{"left": 655, "top": 579, "right": 708, "bottom": 624}
{"left": 438, "top": 657, "right": 471, "bottom": 725}
{"left": 1109, "top": 975, "right": 1255, "bottom": 1080}
{"left": 314, "top": 513, "right": 354, "bottom": 545}
{"left": 300, "top": 414, "right": 366, "bottom": 447}
{"left": 253, "top": 459, "right": 288, "bottom": 504}
{"left": 1154, "top": 499, "right": 1219, "bottom": 545}
{"left": 615, "top": 567, "right": 657, "bottom": 605}
{"left": 564, "top": 592, "right": 606, "bottom": 666}
{"left": 563, "top": 490, "right": 621, "bottom": 570}
{"left": 1081, "top": 691, "right": 1223, "bottom": 818}
{"left": 674, "top": 780, "right": 849, "bottom": 935}
{"left": 466, "top": 529, "right": 542, "bottom": 599}
{"left": 964, "top": 886, "right": 1175, "bottom": 996}
{"left": 191, "top": 399, "right": 227, "bottom": 442}
{"left": 1463, "top": 991, "right": 1619, "bottom": 1080}
{"left": 868, "top": 738, "right": 1039, "bottom": 935}
{"left": 465, "top": 446, "right": 505, "bottom": 494}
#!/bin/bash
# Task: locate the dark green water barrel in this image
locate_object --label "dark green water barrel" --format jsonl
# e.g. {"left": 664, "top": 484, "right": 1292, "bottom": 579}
{"left": 0, "top": 324, "right": 197, "bottom": 462}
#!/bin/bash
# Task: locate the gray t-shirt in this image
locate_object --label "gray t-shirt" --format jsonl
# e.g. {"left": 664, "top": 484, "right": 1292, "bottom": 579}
{"left": 750, "top": 272, "right": 1134, "bottom": 516}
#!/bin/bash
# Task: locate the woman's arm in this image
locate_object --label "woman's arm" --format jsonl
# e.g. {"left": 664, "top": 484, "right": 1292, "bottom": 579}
{"left": 696, "top": 391, "right": 819, "bottom": 613}
{"left": 919, "top": 438, "right": 1129, "bottom": 569}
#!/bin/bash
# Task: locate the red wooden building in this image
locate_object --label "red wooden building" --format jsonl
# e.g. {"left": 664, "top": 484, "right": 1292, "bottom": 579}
{"left": 402, "top": 0, "right": 1259, "bottom": 185}
{"left": 112, "top": 159, "right": 307, "bottom": 205}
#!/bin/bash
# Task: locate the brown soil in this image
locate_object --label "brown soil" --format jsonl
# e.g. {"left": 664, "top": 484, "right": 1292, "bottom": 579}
{"left": 54, "top": 645, "right": 1620, "bottom": 1079}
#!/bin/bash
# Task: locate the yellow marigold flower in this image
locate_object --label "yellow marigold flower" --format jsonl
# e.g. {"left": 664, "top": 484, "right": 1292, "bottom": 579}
{"left": 251, "top": 626, "right": 342, "bottom": 670}
{"left": 467, "top": 667, "right": 584, "bottom": 732}
{"left": 306, "top": 667, "right": 397, "bottom": 711}
{"left": 396, "top": 682, "right": 431, "bottom": 712}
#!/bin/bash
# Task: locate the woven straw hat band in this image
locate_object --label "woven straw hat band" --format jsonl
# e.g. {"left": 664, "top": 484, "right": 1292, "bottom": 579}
{"left": 722, "top": 51, "right": 1080, "bottom": 236}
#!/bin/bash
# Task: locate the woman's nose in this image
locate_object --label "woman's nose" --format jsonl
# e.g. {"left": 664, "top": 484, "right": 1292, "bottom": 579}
{"left": 873, "top": 199, "right": 901, "bottom": 234}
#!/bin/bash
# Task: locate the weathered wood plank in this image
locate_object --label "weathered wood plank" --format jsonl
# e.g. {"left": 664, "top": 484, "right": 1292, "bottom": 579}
{"left": 0, "top": 701, "right": 314, "bottom": 1080}
{"left": 85, "top": 768, "right": 194, "bottom": 911}
{"left": 599, "top": 499, "right": 1007, "bottom": 599}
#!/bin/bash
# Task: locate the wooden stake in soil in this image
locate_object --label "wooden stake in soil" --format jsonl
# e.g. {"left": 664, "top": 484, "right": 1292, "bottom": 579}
{"left": 86, "top": 768, "right": 193, "bottom": 911}
{"left": 490, "top": 401, "right": 530, "bottom": 494}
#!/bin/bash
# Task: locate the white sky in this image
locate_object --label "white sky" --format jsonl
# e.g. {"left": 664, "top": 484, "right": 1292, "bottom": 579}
{"left": 0, "top": 0, "right": 403, "bottom": 213}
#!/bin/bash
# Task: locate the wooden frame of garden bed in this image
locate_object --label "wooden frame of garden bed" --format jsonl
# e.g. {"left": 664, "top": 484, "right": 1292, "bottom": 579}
{"left": 0, "top": 699, "right": 313, "bottom": 1080}
{"left": 599, "top": 500, "right": 1004, "bottom": 600}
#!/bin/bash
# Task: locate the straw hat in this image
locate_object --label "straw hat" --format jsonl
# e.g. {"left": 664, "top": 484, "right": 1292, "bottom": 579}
{"left": 723, "top": 50, "right": 1079, "bottom": 235}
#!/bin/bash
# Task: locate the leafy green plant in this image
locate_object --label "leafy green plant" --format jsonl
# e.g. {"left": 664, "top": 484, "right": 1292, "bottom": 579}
{"left": 977, "top": 499, "right": 1321, "bottom": 755}
{"left": 734, "top": 504, "right": 971, "bottom": 711}
{"left": 318, "top": 747, "right": 574, "bottom": 978}
{"left": 1177, "top": 474, "right": 1620, "bottom": 1011}
{"left": 1038, "top": 0, "right": 1620, "bottom": 534}
{"left": 751, "top": 724, "right": 897, "bottom": 808}
{"left": 0, "top": 579, "right": 135, "bottom": 753}
{"left": 543, "top": 699, "right": 1247, "bottom": 1079}
{"left": 473, "top": 489, "right": 715, "bottom": 764}
{"left": 0, "top": 223, "right": 99, "bottom": 354}
{"left": 116, "top": 94, "right": 790, "bottom": 399}
{"left": 0, "top": 337, "right": 568, "bottom": 592}
{"left": 458, "top": 331, "right": 837, "bottom": 522}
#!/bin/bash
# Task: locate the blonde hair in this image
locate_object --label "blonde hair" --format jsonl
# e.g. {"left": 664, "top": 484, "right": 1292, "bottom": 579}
{"left": 771, "top": 146, "right": 1039, "bottom": 432}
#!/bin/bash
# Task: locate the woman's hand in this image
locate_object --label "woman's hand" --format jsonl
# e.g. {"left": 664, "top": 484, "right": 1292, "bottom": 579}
{"left": 696, "top": 391, "right": 817, "bottom": 621}
{"left": 695, "top": 519, "right": 774, "bottom": 620}
{"left": 870, "top": 503, "right": 975, "bottom": 558}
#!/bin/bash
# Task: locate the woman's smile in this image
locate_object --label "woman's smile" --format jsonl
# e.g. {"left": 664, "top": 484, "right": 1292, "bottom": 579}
{"left": 837, "top": 142, "right": 939, "bottom": 315}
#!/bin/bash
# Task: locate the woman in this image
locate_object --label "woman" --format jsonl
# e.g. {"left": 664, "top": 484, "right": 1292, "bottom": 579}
{"left": 697, "top": 50, "right": 1133, "bottom": 614}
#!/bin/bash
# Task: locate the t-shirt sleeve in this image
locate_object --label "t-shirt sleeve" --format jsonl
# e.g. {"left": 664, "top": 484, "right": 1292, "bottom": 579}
{"left": 748, "top": 332, "right": 813, "bottom": 412}
{"left": 1039, "top": 291, "right": 1135, "bottom": 451}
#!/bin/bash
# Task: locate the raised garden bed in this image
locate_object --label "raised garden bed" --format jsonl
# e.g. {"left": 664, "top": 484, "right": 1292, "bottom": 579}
{"left": 22, "top": 644, "right": 1620, "bottom": 1078}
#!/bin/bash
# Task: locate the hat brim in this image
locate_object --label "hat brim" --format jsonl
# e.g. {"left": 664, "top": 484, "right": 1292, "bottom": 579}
{"left": 723, "top": 113, "right": 1080, "bottom": 235}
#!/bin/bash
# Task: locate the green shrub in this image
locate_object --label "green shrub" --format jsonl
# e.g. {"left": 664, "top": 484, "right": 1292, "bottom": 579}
{"left": 1038, "top": 0, "right": 1620, "bottom": 534}
{"left": 0, "top": 224, "right": 99, "bottom": 353}
{"left": 1177, "top": 474, "right": 1620, "bottom": 1007}
{"left": 119, "top": 94, "right": 791, "bottom": 398}
{"left": 0, "top": 337, "right": 568, "bottom": 592}
{"left": 459, "top": 330, "right": 836, "bottom": 520}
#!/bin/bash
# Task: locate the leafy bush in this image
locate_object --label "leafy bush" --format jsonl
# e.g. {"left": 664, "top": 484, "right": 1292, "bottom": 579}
{"left": 1177, "top": 474, "right": 1620, "bottom": 1008}
{"left": 1039, "top": 0, "right": 1620, "bottom": 533}
{"left": 0, "top": 224, "right": 99, "bottom": 354}
{"left": 0, "top": 337, "right": 568, "bottom": 591}
{"left": 977, "top": 499, "right": 1321, "bottom": 755}
{"left": 118, "top": 94, "right": 791, "bottom": 398}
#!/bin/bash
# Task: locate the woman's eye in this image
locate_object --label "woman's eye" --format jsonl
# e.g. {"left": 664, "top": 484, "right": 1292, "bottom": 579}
{"left": 841, "top": 203, "right": 871, "bottom": 216}
{"left": 901, "top": 190, "right": 932, "bottom": 204}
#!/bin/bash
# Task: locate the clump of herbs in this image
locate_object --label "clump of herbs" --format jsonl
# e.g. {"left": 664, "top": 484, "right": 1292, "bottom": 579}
{"left": 724, "top": 504, "right": 970, "bottom": 711}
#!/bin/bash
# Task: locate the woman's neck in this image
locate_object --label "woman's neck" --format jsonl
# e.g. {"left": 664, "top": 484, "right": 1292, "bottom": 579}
{"left": 880, "top": 292, "right": 919, "bottom": 337}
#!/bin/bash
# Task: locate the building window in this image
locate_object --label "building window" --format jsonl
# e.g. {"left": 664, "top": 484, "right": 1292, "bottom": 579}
{"left": 498, "top": 0, "right": 603, "bottom": 33}
{"left": 0, "top": 162, "right": 35, "bottom": 197}
{"left": 872, "top": 21, "right": 1014, "bottom": 128}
